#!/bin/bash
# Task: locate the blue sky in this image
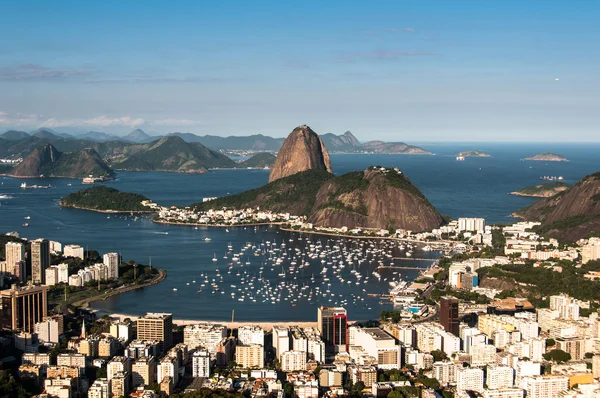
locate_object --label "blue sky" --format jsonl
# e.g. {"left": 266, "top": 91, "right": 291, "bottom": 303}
{"left": 0, "top": 0, "right": 598, "bottom": 141}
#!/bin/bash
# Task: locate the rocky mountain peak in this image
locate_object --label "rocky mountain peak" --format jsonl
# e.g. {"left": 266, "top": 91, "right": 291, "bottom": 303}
{"left": 268, "top": 125, "right": 332, "bottom": 183}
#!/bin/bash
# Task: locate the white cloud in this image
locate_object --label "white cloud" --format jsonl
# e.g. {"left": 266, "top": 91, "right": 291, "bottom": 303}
{"left": 82, "top": 116, "right": 145, "bottom": 127}
{"left": 150, "top": 118, "right": 203, "bottom": 126}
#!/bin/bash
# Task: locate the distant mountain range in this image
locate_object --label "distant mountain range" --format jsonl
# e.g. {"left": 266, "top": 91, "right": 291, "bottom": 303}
{"left": 1, "top": 128, "right": 431, "bottom": 156}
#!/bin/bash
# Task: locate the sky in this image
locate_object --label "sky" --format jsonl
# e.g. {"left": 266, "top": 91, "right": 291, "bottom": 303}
{"left": 0, "top": 0, "right": 599, "bottom": 142}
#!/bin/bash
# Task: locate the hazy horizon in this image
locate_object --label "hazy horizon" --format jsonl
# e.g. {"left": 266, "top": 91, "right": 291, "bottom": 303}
{"left": 1, "top": 0, "right": 599, "bottom": 142}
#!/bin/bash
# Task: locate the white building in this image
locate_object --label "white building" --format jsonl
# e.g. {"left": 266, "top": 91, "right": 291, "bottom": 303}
{"left": 68, "top": 274, "right": 82, "bottom": 287}
{"left": 108, "top": 357, "right": 132, "bottom": 381}
{"left": 281, "top": 350, "right": 306, "bottom": 372}
{"left": 183, "top": 323, "right": 227, "bottom": 353}
{"left": 45, "top": 266, "right": 59, "bottom": 286}
{"left": 273, "top": 326, "right": 290, "bottom": 360}
{"left": 433, "top": 361, "right": 457, "bottom": 385}
{"left": 482, "top": 388, "right": 525, "bottom": 398}
{"left": 109, "top": 321, "right": 132, "bottom": 343}
{"left": 521, "top": 376, "right": 568, "bottom": 398}
{"left": 456, "top": 367, "right": 484, "bottom": 393}
{"left": 34, "top": 317, "right": 60, "bottom": 344}
{"left": 192, "top": 350, "right": 211, "bottom": 377}
{"left": 486, "top": 366, "right": 514, "bottom": 390}
{"left": 103, "top": 252, "right": 120, "bottom": 279}
{"left": 64, "top": 244, "right": 84, "bottom": 259}
{"left": 238, "top": 325, "right": 264, "bottom": 346}
{"left": 352, "top": 327, "right": 401, "bottom": 370}
{"left": 458, "top": 218, "right": 486, "bottom": 233}
{"left": 58, "top": 263, "right": 69, "bottom": 284}
{"left": 88, "top": 378, "right": 111, "bottom": 398}
{"left": 157, "top": 357, "right": 178, "bottom": 385}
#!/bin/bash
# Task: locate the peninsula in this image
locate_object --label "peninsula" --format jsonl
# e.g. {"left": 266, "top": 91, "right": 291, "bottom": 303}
{"left": 60, "top": 186, "right": 154, "bottom": 213}
{"left": 523, "top": 152, "right": 568, "bottom": 161}
{"left": 510, "top": 182, "right": 570, "bottom": 198}
{"left": 457, "top": 150, "right": 491, "bottom": 157}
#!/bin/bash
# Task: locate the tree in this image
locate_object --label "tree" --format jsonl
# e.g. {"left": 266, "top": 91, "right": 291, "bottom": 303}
{"left": 387, "top": 391, "right": 403, "bottom": 398}
{"left": 545, "top": 338, "right": 556, "bottom": 347}
{"left": 431, "top": 350, "right": 448, "bottom": 362}
{"left": 543, "top": 349, "right": 571, "bottom": 364}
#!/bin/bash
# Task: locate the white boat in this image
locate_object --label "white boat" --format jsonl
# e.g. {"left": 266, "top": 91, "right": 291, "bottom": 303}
{"left": 173, "top": 288, "right": 178, "bottom": 291}
{"left": 204, "top": 237, "right": 212, "bottom": 241}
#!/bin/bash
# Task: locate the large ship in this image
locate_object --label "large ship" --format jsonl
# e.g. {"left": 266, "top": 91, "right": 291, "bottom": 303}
{"left": 540, "top": 176, "right": 564, "bottom": 181}
{"left": 20, "top": 182, "right": 52, "bottom": 189}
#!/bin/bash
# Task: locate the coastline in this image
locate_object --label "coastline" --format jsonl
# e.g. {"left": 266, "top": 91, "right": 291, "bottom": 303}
{"left": 59, "top": 203, "right": 156, "bottom": 214}
{"left": 152, "top": 219, "right": 285, "bottom": 228}
{"left": 97, "top": 312, "right": 319, "bottom": 330}
{"left": 72, "top": 269, "right": 167, "bottom": 310}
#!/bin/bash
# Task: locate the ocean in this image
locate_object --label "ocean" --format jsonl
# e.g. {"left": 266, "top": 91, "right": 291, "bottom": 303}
{"left": 0, "top": 142, "right": 598, "bottom": 321}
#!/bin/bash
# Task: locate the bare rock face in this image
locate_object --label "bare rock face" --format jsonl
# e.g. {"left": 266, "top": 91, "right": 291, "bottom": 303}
{"left": 268, "top": 125, "right": 332, "bottom": 183}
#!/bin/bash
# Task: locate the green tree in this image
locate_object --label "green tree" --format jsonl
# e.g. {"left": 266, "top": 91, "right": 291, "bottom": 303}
{"left": 543, "top": 349, "right": 571, "bottom": 364}
{"left": 387, "top": 391, "right": 403, "bottom": 398}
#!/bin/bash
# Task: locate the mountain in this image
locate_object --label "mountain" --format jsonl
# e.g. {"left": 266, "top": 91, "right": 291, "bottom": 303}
{"left": 237, "top": 152, "right": 276, "bottom": 168}
{"left": 1, "top": 130, "right": 30, "bottom": 141}
{"left": 81, "top": 131, "right": 122, "bottom": 142}
{"left": 112, "top": 135, "right": 236, "bottom": 173}
{"left": 309, "top": 167, "right": 443, "bottom": 231}
{"left": 7, "top": 144, "right": 115, "bottom": 179}
{"left": 195, "top": 167, "right": 443, "bottom": 232}
{"left": 123, "top": 129, "right": 153, "bottom": 143}
{"left": 33, "top": 129, "right": 62, "bottom": 140}
{"left": 320, "top": 131, "right": 361, "bottom": 152}
{"left": 269, "top": 125, "right": 332, "bottom": 183}
{"left": 360, "top": 141, "right": 431, "bottom": 154}
{"left": 169, "top": 133, "right": 285, "bottom": 151}
{"left": 514, "top": 172, "right": 600, "bottom": 241}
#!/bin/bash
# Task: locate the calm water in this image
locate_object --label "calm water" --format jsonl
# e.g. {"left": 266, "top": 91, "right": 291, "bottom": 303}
{"left": 0, "top": 142, "right": 598, "bottom": 321}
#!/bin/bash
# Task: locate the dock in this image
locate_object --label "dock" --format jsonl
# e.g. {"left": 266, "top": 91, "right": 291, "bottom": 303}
{"left": 391, "top": 257, "right": 437, "bottom": 262}
{"left": 377, "top": 265, "right": 430, "bottom": 270}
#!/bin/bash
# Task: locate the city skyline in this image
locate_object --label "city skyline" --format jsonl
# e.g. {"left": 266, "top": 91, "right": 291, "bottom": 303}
{"left": 1, "top": 0, "right": 599, "bottom": 142}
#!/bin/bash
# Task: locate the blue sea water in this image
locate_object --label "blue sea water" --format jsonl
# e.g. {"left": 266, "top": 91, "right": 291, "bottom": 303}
{"left": 0, "top": 142, "right": 598, "bottom": 321}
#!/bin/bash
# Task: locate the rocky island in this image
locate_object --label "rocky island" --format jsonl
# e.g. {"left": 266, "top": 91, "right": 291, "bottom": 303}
{"left": 523, "top": 152, "right": 568, "bottom": 161}
{"left": 60, "top": 186, "right": 154, "bottom": 213}
{"left": 457, "top": 150, "right": 491, "bottom": 157}
{"left": 510, "top": 182, "right": 570, "bottom": 198}
{"left": 513, "top": 171, "right": 600, "bottom": 241}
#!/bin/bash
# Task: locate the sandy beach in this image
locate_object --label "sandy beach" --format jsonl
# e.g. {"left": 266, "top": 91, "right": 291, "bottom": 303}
{"left": 101, "top": 311, "right": 317, "bottom": 330}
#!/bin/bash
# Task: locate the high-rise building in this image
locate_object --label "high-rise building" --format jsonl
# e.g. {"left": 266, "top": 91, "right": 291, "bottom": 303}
{"left": 456, "top": 367, "right": 484, "bottom": 393}
{"left": 157, "top": 357, "right": 179, "bottom": 386}
{"left": 31, "top": 239, "right": 50, "bottom": 285}
{"left": 88, "top": 378, "right": 111, "bottom": 398}
{"left": 522, "top": 375, "right": 568, "bottom": 398}
{"left": 5, "top": 241, "right": 25, "bottom": 279}
{"left": 236, "top": 344, "right": 264, "bottom": 369}
{"left": 281, "top": 350, "right": 306, "bottom": 372}
{"left": 272, "top": 326, "right": 290, "bottom": 359}
{"left": 63, "top": 244, "right": 84, "bottom": 260}
{"left": 137, "top": 313, "right": 173, "bottom": 353}
{"left": 440, "top": 298, "right": 459, "bottom": 336}
{"left": 57, "top": 263, "right": 69, "bottom": 284}
{"left": 0, "top": 284, "right": 48, "bottom": 333}
{"left": 192, "top": 350, "right": 211, "bottom": 377}
{"left": 238, "top": 325, "right": 265, "bottom": 346}
{"left": 45, "top": 266, "right": 59, "bottom": 286}
{"left": 111, "top": 371, "right": 130, "bottom": 398}
{"left": 103, "top": 252, "right": 120, "bottom": 279}
{"left": 131, "top": 356, "right": 156, "bottom": 387}
{"left": 317, "top": 306, "right": 348, "bottom": 353}
{"left": 486, "top": 365, "right": 514, "bottom": 390}
{"left": 183, "top": 323, "right": 227, "bottom": 353}
{"left": 108, "top": 356, "right": 132, "bottom": 381}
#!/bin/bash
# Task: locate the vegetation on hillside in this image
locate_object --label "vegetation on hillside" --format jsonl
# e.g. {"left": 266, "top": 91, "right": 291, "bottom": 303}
{"left": 237, "top": 152, "right": 276, "bottom": 168}
{"left": 193, "top": 169, "right": 335, "bottom": 216}
{"left": 60, "top": 186, "right": 151, "bottom": 212}
{"left": 511, "top": 182, "right": 569, "bottom": 197}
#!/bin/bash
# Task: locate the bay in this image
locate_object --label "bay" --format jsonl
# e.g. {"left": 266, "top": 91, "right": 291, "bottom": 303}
{"left": 0, "top": 142, "right": 598, "bottom": 321}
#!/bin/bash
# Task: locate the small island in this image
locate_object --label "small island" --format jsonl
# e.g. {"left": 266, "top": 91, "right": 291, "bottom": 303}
{"left": 236, "top": 152, "right": 276, "bottom": 169}
{"left": 523, "top": 153, "right": 568, "bottom": 162}
{"left": 60, "top": 186, "right": 154, "bottom": 213}
{"left": 510, "top": 182, "right": 570, "bottom": 198}
{"left": 457, "top": 150, "right": 492, "bottom": 157}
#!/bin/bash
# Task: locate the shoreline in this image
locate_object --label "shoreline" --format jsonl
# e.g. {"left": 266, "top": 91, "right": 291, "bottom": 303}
{"left": 59, "top": 203, "right": 156, "bottom": 214}
{"left": 152, "top": 219, "right": 285, "bottom": 228}
{"left": 96, "top": 311, "right": 319, "bottom": 330}
{"left": 72, "top": 269, "right": 167, "bottom": 310}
